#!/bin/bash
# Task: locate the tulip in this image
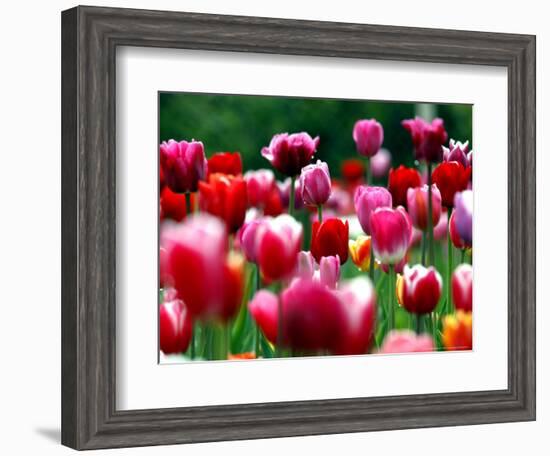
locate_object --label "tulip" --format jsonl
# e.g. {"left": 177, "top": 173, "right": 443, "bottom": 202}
{"left": 256, "top": 214, "right": 303, "bottom": 282}
{"left": 318, "top": 255, "right": 341, "bottom": 289}
{"left": 160, "top": 186, "right": 187, "bottom": 222}
{"left": 311, "top": 218, "right": 349, "bottom": 264}
{"left": 341, "top": 159, "right": 365, "bottom": 185}
{"left": 434, "top": 209, "right": 448, "bottom": 241}
{"left": 238, "top": 219, "right": 265, "bottom": 263}
{"left": 248, "top": 290, "right": 279, "bottom": 344}
{"left": 159, "top": 139, "right": 207, "bottom": 193}
{"left": 354, "top": 186, "right": 393, "bottom": 235}
{"left": 263, "top": 187, "right": 284, "bottom": 216}
{"left": 402, "top": 117, "right": 448, "bottom": 163}
{"left": 228, "top": 352, "right": 256, "bottom": 360}
{"left": 388, "top": 165, "right": 422, "bottom": 208}
{"left": 244, "top": 169, "right": 276, "bottom": 209}
{"left": 348, "top": 235, "right": 373, "bottom": 272}
{"left": 370, "top": 207, "right": 412, "bottom": 265}
{"left": 161, "top": 215, "right": 244, "bottom": 321}
{"left": 442, "top": 310, "right": 473, "bottom": 350}
{"left": 159, "top": 246, "right": 171, "bottom": 288}
{"left": 277, "top": 177, "right": 304, "bottom": 211}
{"left": 453, "top": 190, "right": 473, "bottom": 246}
{"left": 449, "top": 210, "right": 468, "bottom": 249}
{"left": 370, "top": 148, "right": 392, "bottom": 178}
{"left": 299, "top": 160, "right": 332, "bottom": 208}
{"left": 379, "top": 253, "right": 408, "bottom": 275}
{"left": 378, "top": 330, "right": 434, "bottom": 354}
{"left": 159, "top": 292, "right": 193, "bottom": 355}
{"left": 353, "top": 119, "right": 384, "bottom": 158}
{"left": 326, "top": 184, "right": 353, "bottom": 215}
{"left": 406, "top": 184, "right": 442, "bottom": 231}
{"left": 199, "top": 173, "right": 248, "bottom": 233}
{"left": 431, "top": 161, "right": 471, "bottom": 208}
{"left": 452, "top": 264, "right": 473, "bottom": 312}
{"left": 207, "top": 152, "right": 242, "bottom": 176}
{"left": 443, "top": 139, "right": 470, "bottom": 167}
{"left": 295, "top": 250, "right": 316, "bottom": 280}
{"left": 397, "top": 264, "right": 443, "bottom": 315}
{"left": 261, "top": 132, "right": 320, "bottom": 177}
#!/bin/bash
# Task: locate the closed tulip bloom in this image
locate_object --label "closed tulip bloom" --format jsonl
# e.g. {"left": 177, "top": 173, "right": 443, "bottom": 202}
{"left": 370, "top": 148, "right": 392, "bottom": 178}
{"left": 402, "top": 117, "right": 448, "bottom": 162}
{"left": 263, "top": 187, "right": 284, "bottom": 216}
{"left": 248, "top": 290, "right": 279, "bottom": 344}
{"left": 207, "top": 152, "right": 243, "bottom": 176}
{"left": 159, "top": 139, "right": 207, "bottom": 193}
{"left": 406, "top": 184, "right": 442, "bottom": 231}
{"left": 354, "top": 186, "right": 393, "bottom": 235}
{"left": 299, "top": 160, "right": 332, "bottom": 206}
{"left": 311, "top": 218, "right": 349, "bottom": 264}
{"left": 261, "top": 132, "right": 320, "bottom": 176}
{"left": 388, "top": 165, "right": 422, "bottom": 208}
{"left": 159, "top": 293, "right": 193, "bottom": 354}
{"left": 431, "top": 161, "right": 471, "bottom": 208}
{"left": 452, "top": 264, "right": 473, "bottom": 312}
{"left": 318, "top": 255, "right": 341, "bottom": 289}
{"left": 442, "top": 310, "right": 473, "bottom": 350}
{"left": 349, "top": 235, "right": 373, "bottom": 272}
{"left": 370, "top": 207, "right": 412, "bottom": 265}
{"left": 199, "top": 173, "right": 248, "bottom": 233}
{"left": 443, "top": 139, "right": 470, "bottom": 167}
{"left": 238, "top": 219, "right": 265, "bottom": 263}
{"left": 398, "top": 264, "right": 443, "bottom": 315}
{"left": 378, "top": 330, "right": 434, "bottom": 354}
{"left": 449, "top": 210, "right": 469, "bottom": 249}
{"left": 353, "top": 119, "right": 384, "bottom": 157}
{"left": 453, "top": 190, "right": 473, "bottom": 246}
{"left": 296, "top": 250, "right": 316, "bottom": 280}
{"left": 160, "top": 186, "right": 187, "bottom": 222}
{"left": 433, "top": 209, "right": 448, "bottom": 241}
{"left": 256, "top": 214, "right": 303, "bottom": 282}
{"left": 244, "top": 169, "right": 276, "bottom": 208}
{"left": 341, "top": 159, "right": 365, "bottom": 185}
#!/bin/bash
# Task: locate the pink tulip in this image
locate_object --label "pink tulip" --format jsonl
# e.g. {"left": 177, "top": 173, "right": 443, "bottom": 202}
{"left": 370, "top": 148, "right": 392, "bottom": 178}
{"left": 406, "top": 184, "right": 442, "bottom": 231}
{"left": 399, "top": 264, "right": 442, "bottom": 315}
{"left": 433, "top": 209, "right": 448, "bottom": 241}
{"left": 299, "top": 160, "right": 332, "bottom": 206}
{"left": 353, "top": 119, "right": 384, "bottom": 158}
{"left": 354, "top": 186, "right": 393, "bottom": 235}
{"left": 370, "top": 207, "right": 412, "bottom": 265}
{"left": 248, "top": 290, "right": 279, "bottom": 344}
{"left": 238, "top": 219, "right": 265, "bottom": 263}
{"left": 159, "top": 139, "right": 207, "bottom": 193}
{"left": 449, "top": 210, "right": 467, "bottom": 249}
{"left": 159, "top": 292, "right": 193, "bottom": 354}
{"left": 402, "top": 117, "right": 448, "bottom": 163}
{"left": 256, "top": 214, "right": 303, "bottom": 282}
{"left": 453, "top": 190, "right": 473, "bottom": 246}
{"left": 295, "top": 250, "right": 316, "bottom": 279}
{"left": 379, "top": 330, "right": 434, "bottom": 354}
{"left": 244, "top": 169, "right": 276, "bottom": 208}
{"left": 318, "top": 255, "right": 341, "bottom": 289}
{"left": 452, "top": 264, "right": 473, "bottom": 312}
{"left": 277, "top": 177, "right": 304, "bottom": 211}
{"left": 443, "top": 139, "right": 470, "bottom": 167}
{"left": 261, "top": 132, "right": 320, "bottom": 177}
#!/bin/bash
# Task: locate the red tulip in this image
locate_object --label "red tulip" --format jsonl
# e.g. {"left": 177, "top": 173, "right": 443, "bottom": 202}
{"left": 311, "top": 218, "right": 349, "bottom": 264}
{"left": 244, "top": 169, "right": 276, "bottom": 209}
{"left": 397, "top": 264, "right": 442, "bottom": 315}
{"left": 402, "top": 117, "right": 448, "bottom": 162}
{"left": 199, "top": 173, "right": 248, "bottom": 233}
{"left": 160, "top": 186, "right": 187, "bottom": 222}
{"left": 431, "top": 161, "right": 471, "bottom": 208}
{"left": 379, "top": 330, "right": 434, "bottom": 354}
{"left": 159, "top": 292, "right": 193, "bottom": 354}
{"left": 353, "top": 119, "right": 384, "bottom": 158}
{"left": 388, "top": 165, "right": 422, "bottom": 208}
{"left": 406, "top": 184, "right": 442, "bottom": 231}
{"left": 341, "top": 159, "right": 365, "bottom": 185}
{"left": 370, "top": 207, "right": 412, "bottom": 265}
{"left": 354, "top": 185, "right": 393, "bottom": 235}
{"left": 261, "top": 132, "right": 319, "bottom": 177}
{"left": 248, "top": 290, "right": 279, "bottom": 344}
{"left": 263, "top": 187, "right": 284, "bottom": 216}
{"left": 207, "top": 152, "right": 243, "bottom": 176}
{"left": 256, "top": 215, "right": 303, "bottom": 282}
{"left": 449, "top": 210, "right": 468, "bottom": 249}
{"left": 159, "top": 139, "right": 207, "bottom": 193}
{"left": 452, "top": 264, "right": 473, "bottom": 312}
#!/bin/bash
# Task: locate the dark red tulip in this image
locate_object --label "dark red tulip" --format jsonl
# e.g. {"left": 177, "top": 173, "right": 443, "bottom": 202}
{"left": 263, "top": 188, "right": 284, "bottom": 216}
{"left": 431, "top": 161, "right": 471, "bottom": 208}
{"left": 159, "top": 292, "right": 193, "bottom": 355}
{"left": 397, "top": 264, "right": 442, "bottom": 315}
{"left": 199, "top": 173, "right": 248, "bottom": 233}
{"left": 208, "top": 152, "right": 243, "bottom": 176}
{"left": 261, "top": 132, "right": 319, "bottom": 177}
{"left": 388, "top": 165, "right": 422, "bottom": 208}
{"left": 160, "top": 186, "right": 188, "bottom": 222}
{"left": 311, "top": 218, "right": 349, "bottom": 264}
{"left": 402, "top": 117, "right": 448, "bottom": 162}
{"left": 159, "top": 139, "right": 207, "bottom": 193}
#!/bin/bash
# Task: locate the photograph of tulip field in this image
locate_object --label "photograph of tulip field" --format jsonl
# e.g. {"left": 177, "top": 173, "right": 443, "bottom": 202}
{"left": 158, "top": 92, "right": 473, "bottom": 363}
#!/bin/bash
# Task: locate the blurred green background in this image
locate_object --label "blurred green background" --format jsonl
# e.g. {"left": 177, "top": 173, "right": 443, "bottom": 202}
{"left": 159, "top": 92, "right": 472, "bottom": 178}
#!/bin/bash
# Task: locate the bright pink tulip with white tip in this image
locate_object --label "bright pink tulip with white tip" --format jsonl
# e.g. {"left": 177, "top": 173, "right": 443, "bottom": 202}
{"left": 159, "top": 139, "right": 207, "bottom": 193}
{"left": 255, "top": 214, "right": 303, "bottom": 282}
{"left": 400, "top": 264, "right": 443, "bottom": 315}
{"left": 244, "top": 169, "right": 275, "bottom": 208}
{"left": 406, "top": 184, "right": 442, "bottom": 231}
{"left": 443, "top": 139, "right": 470, "bottom": 167}
{"left": 261, "top": 132, "right": 320, "bottom": 177}
{"left": 299, "top": 160, "right": 332, "bottom": 206}
{"left": 159, "top": 292, "right": 193, "bottom": 354}
{"left": 452, "top": 264, "right": 473, "bottom": 312}
{"left": 370, "top": 207, "right": 412, "bottom": 265}
{"left": 354, "top": 186, "right": 393, "bottom": 235}
{"left": 379, "top": 330, "right": 434, "bottom": 354}
{"left": 353, "top": 119, "right": 384, "bottom": 158}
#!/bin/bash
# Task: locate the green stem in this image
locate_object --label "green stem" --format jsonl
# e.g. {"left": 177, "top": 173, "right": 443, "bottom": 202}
{"left": 427, "top": 162, "right": 434, "bottom": 265}
{"left": 447, "top": 215, "right": 453, "bottom": 315}
{"left": 388, "top": 265, "right": 395, "bottom": 331}
{"left": 190, "top": 325, "right": 196, "bottom": 359}
{"left": 185, "top": 191, "right": 191, "bottom": 217}
{"left": 421, "top": 231, "right": 427, "bottom": 266}
{"left": 431, "top": 312, "right": 437, "bottom": 342}
{"left": 194, "top": 191, "right": 199, "bottom": 213}
{"left": 288, "top": 176, "right": 296, "bottom": 218}
{"left": 369, "top": 241, "right": 375, "bottom": 281}
{"left": 461, "top": 248, "right": 466, "bottom": 264}
{"left": 415, "top": 315, "right": 422, "bottom": 335}
{"left": 254, "top": 265, "right": 262, "bottom": 358}
{"left": 276, "top": 297, "right": 283, "bottom": 358}
{"left": 317, "top": 204, "right": 323, "bottom": 223}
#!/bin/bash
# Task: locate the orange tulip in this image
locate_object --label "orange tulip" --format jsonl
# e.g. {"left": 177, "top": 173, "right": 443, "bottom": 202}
{"left": 442, "top": 310, "right": 472, "bottom": 350}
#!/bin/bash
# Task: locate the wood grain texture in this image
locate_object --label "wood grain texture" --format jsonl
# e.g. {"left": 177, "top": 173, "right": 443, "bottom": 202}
{"left": 61, "top": 5, "right": 536, "bottom": 450}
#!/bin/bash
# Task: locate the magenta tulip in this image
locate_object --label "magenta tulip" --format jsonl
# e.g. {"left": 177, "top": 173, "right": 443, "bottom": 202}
{"left": 159, "top": 292, "right": 193, "bottom": 355}
{"left": 299, "top": 160, "right": 332, "bottom": 206}
{"left": 433, "top": 209, "right": 448, "bottom": 241}
{"left": 402, "top": 117, "right": 448, "bottom": 163}
{"left": 370, "top": 207, "right": 412, "bottom": 265}
{"left": 399, "top": 264, "right": 443, "bottom": 315}
{"left": 353, "top": 119, "right": 384, "bottom": 157}
{"left": 244, "top": 169, "right": 276, "bottom": 209}
{"left": 379, "top": 330, "right": 434, "bottom": 354}
{"left": 443, "top": 139, "right": 470, "bottom": 167}
{"left": 453, "top": 190, "right": 473, "bottom": 246}
{"left": 406, "top": 184, "right": 442, "bottom": 231}
{"left": 370, "top": 148, "right": 392, "bottom": 178}
{"left": 354, "top": 186, "right": 393, "bottom": 235}
{"left": 261, "top": 132, "right": 320, "bottom": 176}
{"left": 159, "top": 139, "right": 207, "bottom": 193}
{"left": 452, "top": 264, "right": 473, "bottom": 312}
{"left": 248, "top": 290, "right": 279, "bottom": 344}
{"left": 238, "top": 219, "right": 265, "bottom": 263}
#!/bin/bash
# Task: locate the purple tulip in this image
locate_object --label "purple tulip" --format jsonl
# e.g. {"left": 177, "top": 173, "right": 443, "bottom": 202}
{"left": 159, "top": 139, "right": 207, "bottom": 193}
{"left": 299, "top": 160, "right": 332, "bottom": 206}
{"left": 370, "top": 148, "right": 392, "bottom": 178}
{"left": 453, "top": 190, "right": 473, "bottom": 246}
{"left": 261, "top": 132, "right": 320, "bottom": 177}
{"left": 443, "top": 139, "right": 470, "bottom": 167}
{"left": 353, "top": 186, "right": 393, "bottom": 235}
{"left": 353, "top": 119, "right": 384, "bottom": 158}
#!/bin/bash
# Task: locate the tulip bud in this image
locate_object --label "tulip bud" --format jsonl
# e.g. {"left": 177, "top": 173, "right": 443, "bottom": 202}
{"left": 160, "top": 186, "right": 187, "bottom": 222}
{"left": 452, "top": 264, "right": 473, "bottom": 312}
{"left": 442, "top": 310, "right": 472, "bottom": 350}
{"left": 370, "top": 148, "right": 392, "bottom": 178}
{"left": 370, "top": 207, "right": 412, "bottom": 265}
{"left": 354, "top": 186, "right": 393, "bottom": 235}
{"left": 207, "top": 152, "right": 243, "bottom": 176}
{"left": 311, "top": 218, "right": 349, "bottom": 264}
{"left": 449, "top": 210, "right": 468, "bottom": 249}
{"left": 399, "top": 264, "right": 443, "bottom": 314}
{"left": 261, "top": 132, "right": 319, "bottom": 177}
{"left": 244, "top": 169, "right": 276, "bottom": 209}
{"left": 238, "top": 219, "right": 264, "bottom": 263}
{"left": 318, "top": 255, "right": 341, "bottom": 289}
{"left": 453, "top": 190, "right": 473, "bottom": 246}
{"left": 159, "top": 139, "right": 207, "bottom": 193}
{"left": 348, "top": 235, "right": 373, "bottom": 272}
{"left": 433, "top": 209, "right": 448, "bottom": 241}
{"left": 443, "top": 139, "right": 470, "bottom": 167}
{"left": 388, "top": 165, "right": 422, "bottom": 208}
{"left": 402, "top": 117, "right": 448, "bottom": 163}
{"left": 296, "top": 250, "right": 315, "bottom": 280}
{"left": 353, "top": 119, "right": 384, "bottom": 158}
{"left": 341, "top": 159, "right": 365, "bottom": 185}
{"left": 299, "top": 160, "right": 332, "bottom": 206}
{"left": 406, "top": 184, "right": 442, "bottom": 231}
{"left": 378, "top": 330, "right": 434, "bottom": 354}
{"left": 431, "top": 161, "right": 471, "bottom": 208}
{"left": 159, "top": 293, "right": 193, "bottom": 355}
{"left": 248, "top": 289, "right": 279, "bottom": 345}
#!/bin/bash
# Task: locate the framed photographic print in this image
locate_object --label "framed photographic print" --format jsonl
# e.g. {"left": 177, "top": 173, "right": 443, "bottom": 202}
{"left": 61, "top": 5, "right": 536, "bottom": 450}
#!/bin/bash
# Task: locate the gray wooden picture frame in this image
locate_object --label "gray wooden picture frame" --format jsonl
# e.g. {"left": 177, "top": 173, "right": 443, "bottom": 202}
{"left": 61, "top": 5, "right": 536, "bottom": 450}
